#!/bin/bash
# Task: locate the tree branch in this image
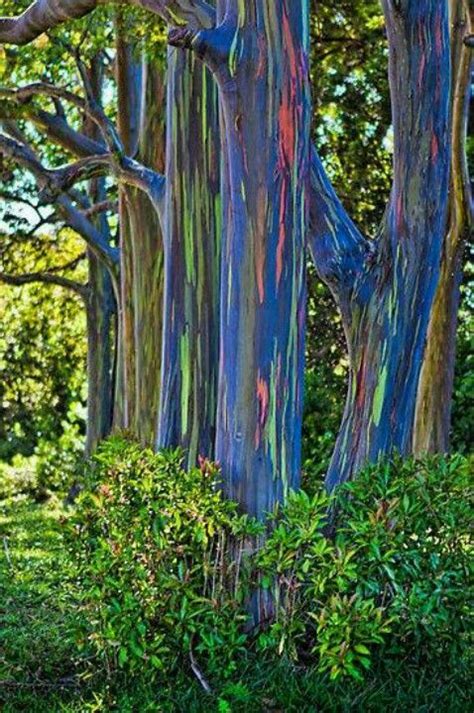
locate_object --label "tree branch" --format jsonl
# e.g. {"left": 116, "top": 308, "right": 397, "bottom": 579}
{"left": 0, "top": 270, "right": 88, "bottom": 299}
{"left": 0, "top": 132, "right": 119, "bottom": 273}
{"left": 34, "top": 109, "right": 107, "bottom": 158}
{"left": 132, "top": 0, "right": 214, "bottom": 28}
{"left": 83, "top": 200, "right": 117, "bottom": 217}
{"left": 0, "top": 0, "right": 215, "bottom": 46}
{"left": 0, "top": 83, "right": 124, "bottom": 156}
{"left": 0, "top": 0, "right": 101, "bottom": 45}
{"left": 56, "top": 194, "right": 120, "bottom": 275}
{"left": 308, "top": 147, "right": 375, "bottom": 312}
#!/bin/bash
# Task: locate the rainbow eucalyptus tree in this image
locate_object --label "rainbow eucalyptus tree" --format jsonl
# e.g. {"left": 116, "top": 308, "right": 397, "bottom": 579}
{"left": 81, "top": 59, "right": 116, "bottom": 454}
{"left": 0, "top": 0, "right": 222, "bottom": 468}
{"left": 413, "top": 0, "right": 473, "bottom": 454}
{"left": 0, "top": 116, "right": 119, "bottom": 454}
{"left": 114, "top": 33, "right": 166, "bottom": 444}
{"left": 169, "top": 0, "right": 312, "bottom": 516}
{"left": 309, "top": 0, "right": 455, "bottom": 489}
{"left": 1, "top": 0, "right": 471, "bottom": 514}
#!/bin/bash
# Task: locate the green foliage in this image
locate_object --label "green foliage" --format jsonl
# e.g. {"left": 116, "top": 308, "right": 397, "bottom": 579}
{"left": 71, "top": 438, "right": 261, "bottom": 682}
{"left": 71, "top": 441, "right": 472, "bottom": 693}
{"left": 310, "top": 0, "right": 391, "bottom": 235}
{"left": 1, "top": 450, "right": 472, "bottom": 711}
{"left": 0, "top": 409, "right": 84, "bottom": 500}
{"left": 34, "top": 408, "right": 85, "bottom": 494}
{"left": 0, "top": 494, "right": 83, "bottom": 708}
{"left": 451, "top": 269, "right": 473, "bottom": 453}
{"left": 0, "top": 232, "right": 87, "bottom": 462}
{"left": 257, "top": 454, "right": 473, "bottom": 682}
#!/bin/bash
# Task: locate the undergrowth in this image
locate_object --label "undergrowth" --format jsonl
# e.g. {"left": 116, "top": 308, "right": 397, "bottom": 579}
{"left": 0, "top": 443, "right": 472, "bottom": 712}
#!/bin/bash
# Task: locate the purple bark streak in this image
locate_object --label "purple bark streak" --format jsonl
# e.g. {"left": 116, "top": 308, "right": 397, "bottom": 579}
{"left": 314, "top": 1, "right": 453, "bottom": 489}
{"left": 158, "top": 49, "right": 221, "bottom": 466}
{"left": 191, "top": 0, "right": 311, "bottom": 517}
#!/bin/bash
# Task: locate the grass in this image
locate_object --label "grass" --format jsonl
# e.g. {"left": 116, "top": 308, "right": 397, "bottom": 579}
{"left": 0, "top": 494, "right": 87, "bottom": 710}
{"left": 0, "top": 493, "right": 472, "bottom": 712}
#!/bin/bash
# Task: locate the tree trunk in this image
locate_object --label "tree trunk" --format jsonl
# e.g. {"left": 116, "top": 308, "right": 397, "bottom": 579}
{"left": 309, "top": 1, "right": 452, "bottom": 490}
{"left": 85, "top": 249, "right": 114, "bottom": 455}
{"left": 413, "top": 0, "right": 472, "bottom": 454}
{"left": 115, "top": 32, "right": 165, "bottom": 445}
{"left": 83, "top": 60, "right": 115, "bottom": 455}
{"left": 176, "top": 0, "right": 311, "bottom": 516}
{"left": 157, "top": 48, "right": 221, "bottom": 467}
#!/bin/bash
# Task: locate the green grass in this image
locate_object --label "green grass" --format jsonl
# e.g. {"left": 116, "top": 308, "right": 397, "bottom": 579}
{"left": 0, "top": 494, "right": 87, "bottom": 710}
{"left": 0, "top": 494, "right": 472, "bottom": 712}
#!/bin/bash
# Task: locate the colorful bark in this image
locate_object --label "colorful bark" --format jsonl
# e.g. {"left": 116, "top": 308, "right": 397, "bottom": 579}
{"left": 413, "top": 0, "right": 473, "bottom": 454}
{"left": 85, "top": 248, "right": 114, "bottom": 455}
{"left": 157, "top": 48, "right": 221, "bottom": 466}
{"left": 318, "top": 1, "right": 452, "bottom": 490}
{"left": 115, "top": 34, "right": 165, "bottom": 445}
{"left": 178, "top": 0, "right": 311, "bottom": 517}
{"left": 82, "top": 61, "right": 115, "bottom": 455}
{"left": 114, "top": 36, "right": 142, "bottom": 432}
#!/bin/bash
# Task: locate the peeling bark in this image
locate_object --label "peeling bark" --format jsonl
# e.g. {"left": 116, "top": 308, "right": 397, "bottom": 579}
{"left": 413, "top": 0, "right": 473, "bottom": 454}
{"left": 177, "top": 0, "right": 311, "bottom": 517}
{"left": 319, "top": 1, "right": 452, "bottom": 489}
{"left": 115, "top": 36, "right": 165, "bottom": 445}
{"left": 85, "top": 249, "right": 114, "bottom": 455}
{"left": 157, "top": 48, "right": 221, "bottom": 466}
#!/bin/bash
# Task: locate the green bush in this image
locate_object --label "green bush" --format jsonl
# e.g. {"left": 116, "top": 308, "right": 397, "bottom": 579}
{"left": 71, "top": 438, "right": 261, "bottom": 682}
{"left": 257, "top": 454, "right": 473, "bottom": 681}
{"left": 34, "top": 415, "right": 84, "bottom": 495}
{"left": 71, "top": 441, "right": 472, "bottom": 690}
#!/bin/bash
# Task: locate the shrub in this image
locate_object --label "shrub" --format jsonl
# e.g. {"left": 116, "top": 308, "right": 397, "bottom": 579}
{"left": 70, "top": 438, "right": 261, "bottom": 683}
{"left": 257, "top": 454, "right": 473, "bottom": 681}
{"left": 71, "top": 441, "right": 472, "bottom": 689}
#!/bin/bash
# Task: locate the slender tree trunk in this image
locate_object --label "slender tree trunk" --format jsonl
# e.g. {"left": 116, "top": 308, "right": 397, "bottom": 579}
{"left": 316, "top": 1, "right": 452, "bottom": 490}
{"left": 115, "top": 29, "right": 165, "bottom": 444}
{"left": 175, "top": 0, "right": 311, "bottom": 516}
{"left": 157, "top": 48, "right": 221, "bottom": 466}
{"left": 85, "top": 249, "right": 114, "bottom": 454}
{"left": 83, "top": 59, "right": 115, "bottom": 455}
{"left": 126, "top": 63, "right": 165, "bottom": 446}
{"left": 413, "top": 0, "right": 473, "bottom": 454}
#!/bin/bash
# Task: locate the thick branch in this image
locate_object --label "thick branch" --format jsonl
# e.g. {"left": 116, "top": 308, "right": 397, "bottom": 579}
{"left": 0, "top": 83, "right": 124, "bottom": 157}
{"left": 0, "top": 132, "right": 118, "bottom": 272}
{"left": 450, "top": 0, "right": 474, "bottom": 236}
{"left": 56, "top": 194, "right": 119, "bottom": 274}
{"left": 0, "top": 83, "right": 120, "bottom": 162}
{"left": 1, "top": 124, "right": 164, "bottom": 206}
{"left": 0, "top": 0, "right": 215, "bottom": 46}
{"left": 0, "top": 270, "right": 88, "bottom": 298}
{"left": 84, "top": 200, "right": 117, "bottom": 217}
{"left": 0, "top": 0, "right": 101, "bottom": 45}
{"left": 130, "top": 0, "right": 214, "bottom": 28}
{"left": 34, "top": 109, "right": 107, "bottom": 157}
{"left": 308, "top": 147, "right": 375, "bottom": 310}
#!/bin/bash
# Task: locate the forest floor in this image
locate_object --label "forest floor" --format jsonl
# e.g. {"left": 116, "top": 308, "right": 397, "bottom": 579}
{"left": 0, "top": 493, "right": 471, "bottom": 712}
